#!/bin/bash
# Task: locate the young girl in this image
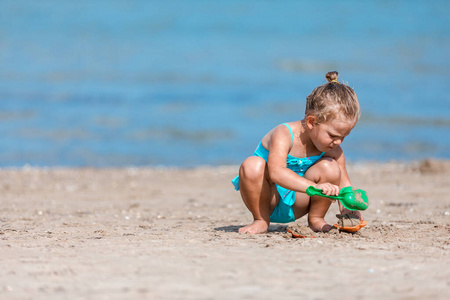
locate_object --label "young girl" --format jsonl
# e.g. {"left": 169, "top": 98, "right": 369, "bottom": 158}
{"left": 232, "top": 71, "right": 363, "bottom": 234}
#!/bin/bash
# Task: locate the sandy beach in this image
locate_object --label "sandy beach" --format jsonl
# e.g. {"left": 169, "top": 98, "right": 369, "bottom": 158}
{"left": 1, "top": 160, "right": 449, "bottom": 299}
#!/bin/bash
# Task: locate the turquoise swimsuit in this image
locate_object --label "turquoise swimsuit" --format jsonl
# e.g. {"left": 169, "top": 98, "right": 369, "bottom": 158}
{"left": 231, "top": 123, "right": 325, "bottom": 223}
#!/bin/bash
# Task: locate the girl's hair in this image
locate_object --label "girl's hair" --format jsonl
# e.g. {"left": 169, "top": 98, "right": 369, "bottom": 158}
{"left": 305, "top": 71, "right": 360, "bottom": 124}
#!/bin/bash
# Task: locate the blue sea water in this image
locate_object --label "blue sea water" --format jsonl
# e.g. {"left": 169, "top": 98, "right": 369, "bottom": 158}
{"left": 0, "top": 0, "right": 449, "bottom": 167}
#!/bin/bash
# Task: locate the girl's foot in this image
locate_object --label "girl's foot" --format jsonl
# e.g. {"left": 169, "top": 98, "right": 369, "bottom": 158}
{"left": 308, "top": 218, "right": 334, "bottom": 232}
{"left": 238, "top": 220, "right": 269, "bottom": 234}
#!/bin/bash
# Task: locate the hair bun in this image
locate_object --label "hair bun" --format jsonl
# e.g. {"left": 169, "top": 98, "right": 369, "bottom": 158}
{"left": 325, "top": 71, "right": 339, "bottom": 83}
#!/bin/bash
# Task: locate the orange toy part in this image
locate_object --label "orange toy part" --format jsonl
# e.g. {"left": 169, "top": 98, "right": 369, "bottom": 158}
{"left": 334, "top": 220, "right": 367, "bottom": 233}
{"left": 286, "top": 228, "right": 315, "bottom": 238}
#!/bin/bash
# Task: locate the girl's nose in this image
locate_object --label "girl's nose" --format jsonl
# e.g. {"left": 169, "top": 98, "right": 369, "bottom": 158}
{"left": 333, "top": 139, "right": 342, "bottom": 146}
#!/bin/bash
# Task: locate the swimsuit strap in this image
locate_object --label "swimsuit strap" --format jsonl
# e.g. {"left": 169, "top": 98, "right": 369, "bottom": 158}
{"left": 281, "top": 123, "right": 295, "bottom": 147}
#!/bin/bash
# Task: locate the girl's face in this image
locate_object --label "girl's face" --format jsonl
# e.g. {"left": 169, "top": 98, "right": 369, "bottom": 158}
{"left": 308, "top": 117, "right": 355, "bottom": 152}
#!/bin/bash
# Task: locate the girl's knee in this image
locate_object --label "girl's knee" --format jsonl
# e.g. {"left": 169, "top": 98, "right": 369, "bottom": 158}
{"left": 318, "top": 157, "right": 340, "bottom": 170}
{"left": 239, "top": 157, "right": 267, "bottom": 181}
{"left": 307, "top": 157, "right": 341, "bottom": 183}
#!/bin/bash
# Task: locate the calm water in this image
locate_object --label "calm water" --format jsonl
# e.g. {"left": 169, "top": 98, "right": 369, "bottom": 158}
{"left": 1, "top": 0, "right": 449, "bottom": 167}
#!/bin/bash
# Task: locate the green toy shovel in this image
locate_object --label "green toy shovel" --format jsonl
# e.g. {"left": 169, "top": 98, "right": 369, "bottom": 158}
{"left": 306, "top": 186, "right": 369, "bottom": 211}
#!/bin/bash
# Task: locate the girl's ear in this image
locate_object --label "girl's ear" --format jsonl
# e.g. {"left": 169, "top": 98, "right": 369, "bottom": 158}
{"left": 305, "top": 115, "right": 317, "bottom": 129}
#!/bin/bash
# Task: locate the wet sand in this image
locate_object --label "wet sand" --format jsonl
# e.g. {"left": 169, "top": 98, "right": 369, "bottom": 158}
{"left": 1, "top": 160, "right": 449, "bottom": 299}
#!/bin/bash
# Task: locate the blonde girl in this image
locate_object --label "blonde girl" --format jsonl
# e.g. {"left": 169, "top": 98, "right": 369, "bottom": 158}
{"left": 232, "top": 71, "right": 363, "bottom": 234}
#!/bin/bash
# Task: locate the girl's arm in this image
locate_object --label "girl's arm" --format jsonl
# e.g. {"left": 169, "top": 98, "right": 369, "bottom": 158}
{"left": 266, "top": 125, "right": 316, "bottom": 193}
{"left": 325, "top": 146, "right": 363, "bottom": 220}
{"left": 325, "top": 145, "right": 352, "bottom": 188}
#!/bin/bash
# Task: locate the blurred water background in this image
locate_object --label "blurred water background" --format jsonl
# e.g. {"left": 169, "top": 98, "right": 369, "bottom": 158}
{"left": 0, "top": 0, "right": 449, "bottom": 167}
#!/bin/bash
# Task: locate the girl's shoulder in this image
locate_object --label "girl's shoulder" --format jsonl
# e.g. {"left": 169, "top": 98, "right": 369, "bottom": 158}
{"left": 261, "top": 122, "right": 297, "bottom": 151}
{"left": 273, "top": 122, "right": 300, "bottom": 144}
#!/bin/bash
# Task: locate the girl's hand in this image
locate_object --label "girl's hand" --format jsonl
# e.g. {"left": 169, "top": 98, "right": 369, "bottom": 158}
{"left": 340, "top": 207, "right": 363, "bottom": 221}
{"left": 314, "top": 183, "right": 340, "bottom": 196}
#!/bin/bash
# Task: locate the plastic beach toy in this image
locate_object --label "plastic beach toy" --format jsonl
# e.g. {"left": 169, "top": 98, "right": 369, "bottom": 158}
{"left": 334, "top": 214, "right": 367, "bottom": 232}
{"left": 306, "top": 186, "right": 369, "bottom": 211}
{"left": 286, "top": 228, "right": 315, "bottom": 238}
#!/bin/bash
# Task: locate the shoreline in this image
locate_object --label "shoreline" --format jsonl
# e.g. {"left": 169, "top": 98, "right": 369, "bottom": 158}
{"left": 1, "top": 157, "right": 449, "bottom": 169}
{"left": 1, "top": 159, "right": 449, "bottom": 299}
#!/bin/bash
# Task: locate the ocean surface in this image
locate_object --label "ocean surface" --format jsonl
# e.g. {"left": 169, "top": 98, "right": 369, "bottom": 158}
{"left": 1, "top": 0, "right": 449, "bottom": 167}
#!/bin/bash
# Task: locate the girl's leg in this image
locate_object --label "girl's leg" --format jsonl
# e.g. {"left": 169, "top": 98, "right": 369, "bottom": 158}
{"left": 292, "top": 157, "right": 341, "bottom": 232}
{"left": 237, "top": 156, "right": 279, "bottom": 234}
